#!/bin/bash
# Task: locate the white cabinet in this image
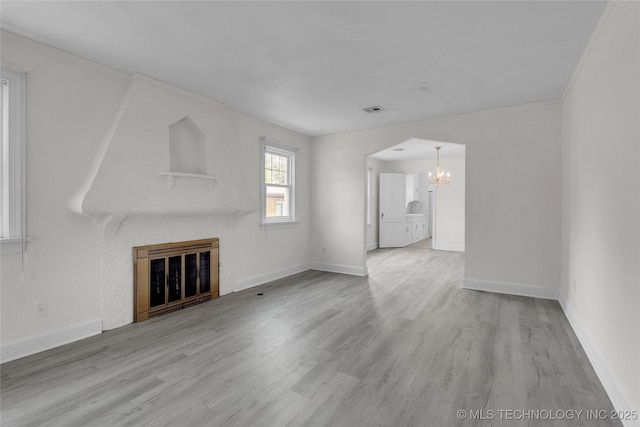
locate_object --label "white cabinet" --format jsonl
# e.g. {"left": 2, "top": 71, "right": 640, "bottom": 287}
{"left": 405, "top": 217, "right": 413, "bottom": 245}
{"left": 405, "top": 214, "right": 427, "bottom": 245}
{"left": 413, "top": 216, "right": 421, "bottom": 243}
{"left": 416, "top": 215, "right": 427, "bottom": 240}
{"left": 381, "top": 173, "right": 428, "bottom": 248}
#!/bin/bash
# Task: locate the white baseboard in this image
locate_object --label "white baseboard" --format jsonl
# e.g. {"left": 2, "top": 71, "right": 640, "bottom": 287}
{"left": 462, "top": 277, "right": 559, "bottom": 300}
{"left": 559, "top": 294, "right": 640, "bottom": 427}
{"left": 235, "top": 261, "right": 368, "bottom": 291}
{"left": 235, "top": 263, "right": 312, "bottom": 292}
{"left": 367, "top": 242, "right": 379, "bottom": 251}
{"left": 310, "top": 262, "right": 368, "bottom": 277}
{"left": 432, "top": 244, "right": 465, "bottom": 252}
{"left": 1, "top": 318, "right": 102, "bottom": 364}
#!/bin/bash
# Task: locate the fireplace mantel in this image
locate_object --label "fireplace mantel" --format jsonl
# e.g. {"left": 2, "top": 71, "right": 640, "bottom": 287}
{"left": 70, "top": 74, "right": 257, "bottom": 221}
{"left": 158, "top": 171, "right": 220, "bottom": 190}
{"left": 67, "top": 75, "right": 256, "bottom": 330}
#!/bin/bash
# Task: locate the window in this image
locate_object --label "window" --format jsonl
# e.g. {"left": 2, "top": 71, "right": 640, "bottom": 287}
{"left": 1, "top": 66, "right": 26, "bottom": 255}
{"left": 261, "top": 138, "right": 297, "bottom": 225}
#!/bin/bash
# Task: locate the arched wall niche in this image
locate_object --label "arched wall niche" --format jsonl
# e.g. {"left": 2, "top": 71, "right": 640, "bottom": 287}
{"left": 169, "top": 116, "right": 207, "bottom": 175}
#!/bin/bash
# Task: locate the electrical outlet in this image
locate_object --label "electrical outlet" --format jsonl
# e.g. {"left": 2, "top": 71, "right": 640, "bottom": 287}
{"left": 322, "top": 247, "right": 326, "bottom": 255}
{"left": 36, "top": 301, "right": 47, "bottom": 317}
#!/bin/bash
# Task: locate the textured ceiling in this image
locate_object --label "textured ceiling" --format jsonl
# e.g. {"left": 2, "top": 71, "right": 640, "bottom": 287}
{"left": 1, "top": 1, "right": 606, "bottom": 137}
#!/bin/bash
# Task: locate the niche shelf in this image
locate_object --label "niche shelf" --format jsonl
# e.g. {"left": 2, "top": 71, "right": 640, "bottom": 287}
{"left": 162, "top": 116, "right": 218, "bottom": 189}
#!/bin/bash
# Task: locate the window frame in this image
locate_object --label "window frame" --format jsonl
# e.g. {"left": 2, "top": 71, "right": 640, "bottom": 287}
{"left": 260, "top": 137, "right": 298, "bottom": 227}
{"left": 0, "top": 66, "right": 27, "bottom": 255}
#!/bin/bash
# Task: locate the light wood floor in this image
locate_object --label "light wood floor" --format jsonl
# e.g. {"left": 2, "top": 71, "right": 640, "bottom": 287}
{"left": 1, "top": 245, "right": 619, "bottom": 426}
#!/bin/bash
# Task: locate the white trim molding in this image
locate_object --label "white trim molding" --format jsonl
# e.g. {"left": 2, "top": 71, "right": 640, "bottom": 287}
{"left": 462, "top": 277, "right": 559, "bottom": 300}
{"left": 1, "top": 66, "right": 27, "bottom": 246}
{"left": 235, "top": 261, "right": 369, "bottom": 293}
{"left": 367, "top": 241, "right": 379, "bottom": 251}
{"left": 432, "top": 244, "right": 464, "bottom": 252}
{"left": 0, "top": 236, "right": 31, "bottom": 255}
{"left": 310, "top": 262, "right": 368, "bottom": 277}
{"left": 559, "top": 295, "right": 640, "bottom": 427}
{"left": 235, "top": 263, "right": 311, "bottom": 292}
{"left": 259, "top": 220, "right": 299, "bottom": 231}
{"left": 1, "top": 318, "right": 102, "bottom": 364}
{"left": 561, "top": 0, "right": 617, "bottom": 101}
{"left": 260, "top": 137, "right": 299, "bottom": 225}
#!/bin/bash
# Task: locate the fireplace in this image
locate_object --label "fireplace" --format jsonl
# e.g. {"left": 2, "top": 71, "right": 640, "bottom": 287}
{"left": 69, "top": 76, "right": 257, "bottom": 329}
{"left": 133, "top": 238, "right": 219, "bottom": 322}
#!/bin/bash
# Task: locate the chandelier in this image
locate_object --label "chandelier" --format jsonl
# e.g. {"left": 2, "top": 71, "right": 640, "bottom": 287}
{"left": 427, "top": 146, "right": 451, "bottom": 186}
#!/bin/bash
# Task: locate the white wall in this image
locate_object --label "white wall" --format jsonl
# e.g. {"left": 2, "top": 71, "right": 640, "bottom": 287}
{"left": 561, "top": 0, "right": 639, "bottom": 419}
{"left": 379, "top": 156, "right": 466, "bottom": 251}
{"left": 431, "top": 156, "right": 465, "bottom": 251}
{"left": 0, "top": 33, "right": 311, "bottom": 362}
{"left": 311, "top": 100, "right": 562, "bottom": 295}
{"left": 1, "top": 33, "right": 128, "bottom": 359}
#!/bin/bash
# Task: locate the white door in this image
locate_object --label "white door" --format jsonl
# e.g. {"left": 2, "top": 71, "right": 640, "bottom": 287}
{"left": 379, "top": 173, "right": 406, "bottom": 247}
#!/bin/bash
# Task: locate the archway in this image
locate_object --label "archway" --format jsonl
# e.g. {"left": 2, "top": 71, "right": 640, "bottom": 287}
{"left": 365, "top": 138, "right": 466, "bottom": 269}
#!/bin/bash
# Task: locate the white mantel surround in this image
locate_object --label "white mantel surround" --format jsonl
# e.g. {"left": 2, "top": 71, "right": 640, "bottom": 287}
{"left": 97, "top": 215, "right": 238, "bottom": 330}
{"left": 71, "top": 74, "right": 257, "bottom": 219}
{"left": 71, "top": 75, "right": 261, "bottom": 329}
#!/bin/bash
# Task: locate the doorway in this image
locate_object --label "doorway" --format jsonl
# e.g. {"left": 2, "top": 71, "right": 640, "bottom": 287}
{"left": 366, "top": 138, "right": 465, "bottom": 268}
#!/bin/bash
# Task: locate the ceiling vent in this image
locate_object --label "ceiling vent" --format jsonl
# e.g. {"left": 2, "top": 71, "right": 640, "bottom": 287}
{"left": 362, "top": 105, "right": 385, "bottom": 114}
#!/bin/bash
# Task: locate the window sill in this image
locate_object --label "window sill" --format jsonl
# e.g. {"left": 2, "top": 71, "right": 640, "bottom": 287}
{"left": 1, "top": 237, "right": 31, "bottom": 256}
{"left": 260, "top": 220, "right": 299, "bottom": 230}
